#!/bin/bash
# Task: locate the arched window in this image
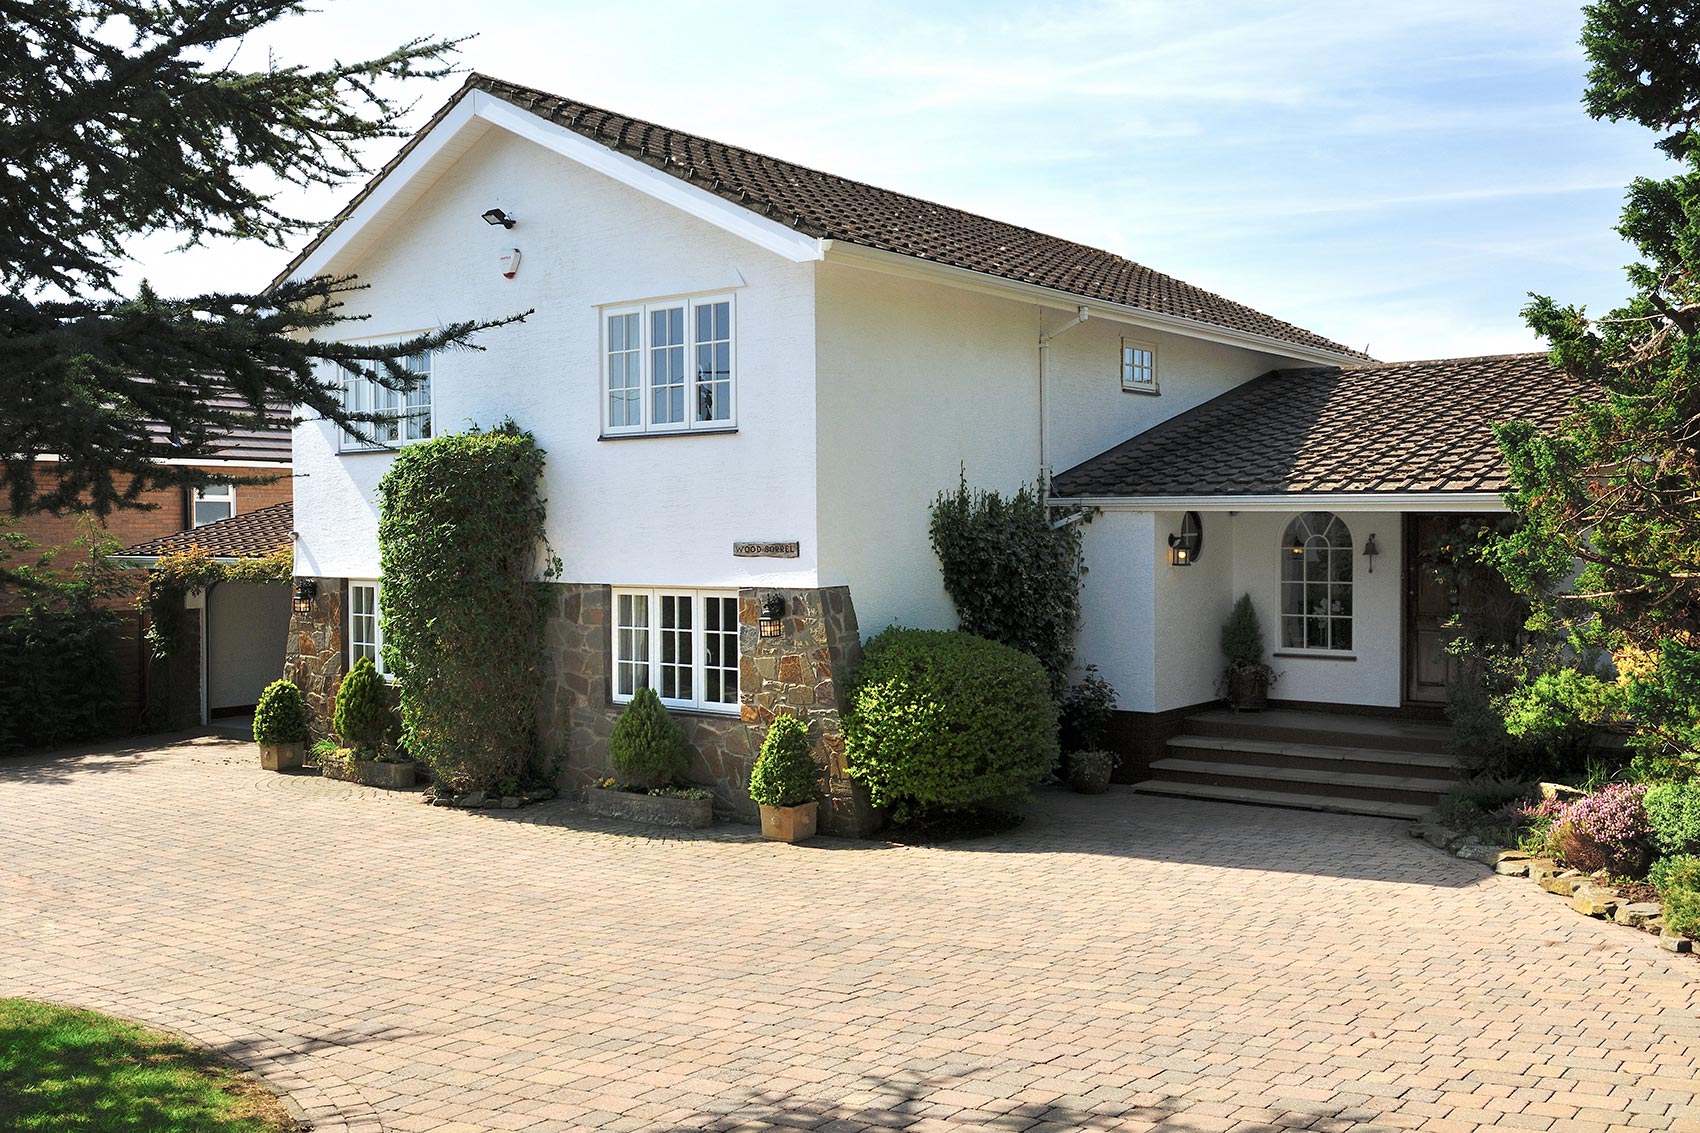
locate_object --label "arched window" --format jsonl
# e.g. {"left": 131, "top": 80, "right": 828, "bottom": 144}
{"left": 1280, "top": 512, "right": 1352, "bottom": 651}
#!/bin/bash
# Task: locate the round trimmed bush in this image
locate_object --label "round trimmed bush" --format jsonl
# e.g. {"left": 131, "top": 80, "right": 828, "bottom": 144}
{"left": 334, "top": 657, "right": 393, "bottom": 755}
{"left": 844, "top": 627, "right": 1058, "bottom": 818}
{"left": 749, "top": 714, "right": 819, "bottom": 808}
{"left": 1645, "top": 779, "right": 1700, "bottom": 858}
{"left": 609, "top": 686, "right": 690, "bottom": 788}
{"left": 253, "top": 679, "right": 308, "bottom": 745}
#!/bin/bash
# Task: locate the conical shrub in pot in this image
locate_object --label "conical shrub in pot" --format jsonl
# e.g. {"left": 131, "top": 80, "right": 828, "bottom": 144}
{"left": 334, "top": 656, "right": 394, "bottom": 756}
{"left": 609, "top": 686, "right": 691, "bottom": 789}
{"left": 749, "top": 714, "right": 821, "bottom": 842}
{"left": 1219, "top": 594, "right": 1276, "bottom": 711}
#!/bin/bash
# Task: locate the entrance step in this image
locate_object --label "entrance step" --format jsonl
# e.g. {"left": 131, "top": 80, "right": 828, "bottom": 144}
{"left": 1134, "top": 708, "right": 1459, "bottom": 819}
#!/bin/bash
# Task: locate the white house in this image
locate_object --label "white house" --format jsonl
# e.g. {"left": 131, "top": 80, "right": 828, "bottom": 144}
{"left": 281, "top": 75, "right": 1578, "bottom": 833}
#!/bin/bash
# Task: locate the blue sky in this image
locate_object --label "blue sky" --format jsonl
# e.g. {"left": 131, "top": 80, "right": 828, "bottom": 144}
{"left": 120, "top": 0, "right": 1671, "bottom": 362}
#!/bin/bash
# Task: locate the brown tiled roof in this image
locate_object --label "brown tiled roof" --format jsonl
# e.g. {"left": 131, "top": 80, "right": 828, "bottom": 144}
{"left": 1050, "top": 354, "right": 1583, "bottom": 499}
{"left": 141, "top": 390, "right": 293, "bottom": 464}
{"left": 276, "top": 74, "right": 1367, "bottom": 361}
{"left": 117, "top": 502, "right": 294, "bottom": 561}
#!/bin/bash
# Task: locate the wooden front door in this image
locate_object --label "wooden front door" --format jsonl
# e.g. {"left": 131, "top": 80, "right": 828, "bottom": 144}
{"left": 1404, "top": 515, "right": 1458, "bottom": 704}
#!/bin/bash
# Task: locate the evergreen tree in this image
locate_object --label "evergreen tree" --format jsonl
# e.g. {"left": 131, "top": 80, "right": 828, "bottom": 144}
{"left": 0, "top": 1, "right": 525, "bottom": 516}
{"left": 1493, "top": 0, "right": 1700, "bottom": 763}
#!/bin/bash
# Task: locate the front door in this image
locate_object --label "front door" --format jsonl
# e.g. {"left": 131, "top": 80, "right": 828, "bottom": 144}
{"left": 1404, "top": 515, "right": 1458, "bottom": 704}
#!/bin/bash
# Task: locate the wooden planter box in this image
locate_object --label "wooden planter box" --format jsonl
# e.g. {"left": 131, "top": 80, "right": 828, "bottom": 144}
{"left": 258, "top": 741, "right": 305, "bottom": 771}
{"left": 759, "top": 802, "right": 818, "bottom": 843}
{"left": 355, "top": 760, "right": 416, "bottom": 789}
{"left": 585, "top": 786, "right": 712, "bottom": 828}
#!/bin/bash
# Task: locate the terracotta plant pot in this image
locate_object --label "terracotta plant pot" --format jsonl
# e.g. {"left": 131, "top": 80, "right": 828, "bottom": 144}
{"left": 1226, "top": 668, "right": 1270, "bottom": 712}
{"left": 258, "top": 741, "right": 305, "bottom": 771}
{"left": 355, "top": 759, "right": 416, "bottom": 789}
{"left": 759, "top": 801, "right": 819, "bottom": 843}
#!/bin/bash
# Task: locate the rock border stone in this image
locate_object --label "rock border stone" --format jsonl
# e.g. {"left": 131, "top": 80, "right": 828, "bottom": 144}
{"left": 1410, "top": 821, "right": 1694, "bottom": 956}
{"left": 427, "top": 787, "right": 557, "bottom": 810}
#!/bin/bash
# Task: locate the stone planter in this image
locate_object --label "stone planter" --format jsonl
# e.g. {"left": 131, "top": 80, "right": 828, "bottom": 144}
{"left": 759, "top": 802, "right": 818, "bottom": 843}
{"left": 355, "top": 759, "right": 416, "bottom": 789}
{"left": 1068, "top": 750, "right": 1114, "bottom": 795}
{"left": 258, "top": 741, "right": 305, "bottom": 771}
{"left": 585, "top": 786, "right": 713, "bottom": 829}
{"left": 1225, "top": 667, "right": 1270, "bottom": 712}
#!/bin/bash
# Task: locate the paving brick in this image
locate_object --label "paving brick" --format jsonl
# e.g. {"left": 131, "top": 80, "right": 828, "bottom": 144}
{"left": 1, "top": 734, "right": 1696, "bottom": 1133}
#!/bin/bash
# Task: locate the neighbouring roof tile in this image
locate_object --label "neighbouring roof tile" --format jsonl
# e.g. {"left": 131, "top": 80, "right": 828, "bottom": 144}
{"left": 276, "top": 74, "right": 1368, "bottom": 362}
{"left": 118, "top": 501, "right": 293, "bottom": 560}
{"left": 1050, "top": 353, "right": 1582, "bottom": 499}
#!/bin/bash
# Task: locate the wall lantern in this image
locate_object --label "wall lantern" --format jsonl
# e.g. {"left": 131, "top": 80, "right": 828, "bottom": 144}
{"left": 1167, "top": 511, "right": 1203, "bottom": 567}
{"left": 292, "top": 579, "right": 318, "bottom": 615}
{"left": 481, "top": 207, "right": 516, "bottom": 229}
{"left": 1363, "top": 533, "right": 1380, "bottom": 574}
{"left": 759, "top": 592, "right": 786, "bottom": 638}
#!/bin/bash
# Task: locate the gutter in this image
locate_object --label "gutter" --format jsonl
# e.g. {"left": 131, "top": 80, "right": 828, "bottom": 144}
{"left": 1046, "top": 491, "right": 1510, "bottom": 513}
{"left": 819, "top": 240, "right": 1368, "bottom": 368}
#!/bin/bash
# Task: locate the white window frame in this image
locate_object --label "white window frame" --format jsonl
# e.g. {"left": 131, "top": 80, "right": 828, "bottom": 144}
{"left": 335, "top": 342, "right": 434, "bottom": 454}
{"left": 601, "top": 293, "right": 737, "bottom": 436}
{"left": 1277, "top": 512, "right": 1354, "bottom": 655}
{"left": 192, "top": 483, "right": 235, "bottom": 527}
{"left": 1120, "top": 338, "right": 1159, "bottom": 395}
{"left": 611, "top": 587, "right": 740, "bottom": 714}
{"left": 348, "top": 580, "right": 388, "bottom": 677}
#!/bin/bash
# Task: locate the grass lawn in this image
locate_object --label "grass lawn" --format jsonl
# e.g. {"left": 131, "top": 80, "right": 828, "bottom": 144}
{"left": 0, "top": 999, "right": 297, "bottom": 1132}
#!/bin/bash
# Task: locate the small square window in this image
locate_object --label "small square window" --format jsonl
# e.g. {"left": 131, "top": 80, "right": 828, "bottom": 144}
{"left": 193, "top": 483, "right": 234, "bottom": 527}
{"left": 1121, "top": 339, "right": 1158, "bottom": 394}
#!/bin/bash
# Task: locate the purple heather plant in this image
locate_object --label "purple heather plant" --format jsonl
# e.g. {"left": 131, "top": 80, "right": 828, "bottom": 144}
{"left": 1552, "top": 783, "right": 1655, "bottom": 878}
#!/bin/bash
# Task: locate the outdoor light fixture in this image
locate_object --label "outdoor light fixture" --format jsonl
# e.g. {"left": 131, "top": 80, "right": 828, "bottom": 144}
{"left": 481, "top": 207, "right": 516, "bottom": 229}
{"left": 292, "top": 579, "right": 318, "bottom": 615}
{"left": 759, "top": 592, "right": 786, "bottom": 638}
{"left": 1363, "top": 533, "right": 1381, "bottom": 574}
{"left": 1167, "top": 511, "right": 1203, "bottom": 567}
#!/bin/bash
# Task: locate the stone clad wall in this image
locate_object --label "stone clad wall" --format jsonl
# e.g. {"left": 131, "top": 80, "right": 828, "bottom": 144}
{"left": 285, "top": 576, "right": 344, "bottom": 736}
{"left": 539, "top": 582, "right": 874, "bottom": 835}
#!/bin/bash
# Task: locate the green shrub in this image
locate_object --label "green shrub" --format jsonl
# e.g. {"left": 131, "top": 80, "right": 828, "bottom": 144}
{"left": 1059, "top": 666, "right": 1117, "bottom": 753}
{"left": 1503, "top": 667, "right": 1622, "bottom": 754}
{"left": 1649, "top": 853, "right": 1700, "bottom": 894}
{"left": 748, "top": 714, "right": 819, "bottom": 808}
{"left": 609, "top": 687, "right": 690, "bottom": 788}
{"left": 252, "top": 679, "right": 308, "bottom": 745}
{"left": 377, "top": 423, "right": 557, "bottom": 793}
{"left": 929, "top": 474, "right": 1083, "bottom": 696}
{"left": 1068, "top": 749, "right": 1114, "bottom": 794}
{"left": 1657, "top": 856, "right": 1700, "bottom": 938}
{"left": 1447, "top": 642, "right": 1619, "bottom": 781}
{"left": 333, "top": 657, "right": 393, "bottom": 755}
{"left": 844, "top": 627, "right": 1057, "bottom": 821}
{"left": 1644, "top": 780, "right": 1700, "bottom": 857}
{"left": 1219, "top": 593, "right": 1265, "bottom": 667}
{"left": 1433, "top": 777, "right": 1538, "bottom": 843}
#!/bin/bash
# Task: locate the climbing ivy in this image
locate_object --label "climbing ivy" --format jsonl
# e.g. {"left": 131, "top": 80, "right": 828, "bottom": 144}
{"left": 376, "top": 421, "right": 558, "bottom": 793}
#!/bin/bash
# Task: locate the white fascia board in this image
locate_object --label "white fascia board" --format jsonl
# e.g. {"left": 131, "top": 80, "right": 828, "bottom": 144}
{"left": 820, "top": 240, "right": 1363, "bottom": 368}
{"left": 469, "top": 94, "right": 821, "bottom": 263}
{"left": 290, "top": 92, "right": 822, "bottom": 283}
{"left": 1050, "top": 492, "right": 1510, "bottom": 513}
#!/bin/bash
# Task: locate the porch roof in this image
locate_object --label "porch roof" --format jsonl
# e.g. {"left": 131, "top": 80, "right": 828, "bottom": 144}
{"left": 113, "top": 501, "right": 294, "bottom": 564}
{"left": 1050, "top": 353, "right": 1581, "bottom": 501}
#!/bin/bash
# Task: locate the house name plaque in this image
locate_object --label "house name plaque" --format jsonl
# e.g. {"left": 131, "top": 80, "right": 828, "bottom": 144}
{"left": 733, "top": 541, "right": 800, "bottom": 559}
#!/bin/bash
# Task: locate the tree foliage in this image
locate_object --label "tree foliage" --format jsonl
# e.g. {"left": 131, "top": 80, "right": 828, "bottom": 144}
{"left": 1490, "top": 0, "right": 1700, "bottom": 767}
{"left": 376, "top": 423, "right": 556, "bottom": 793}
{"left": 928, "top": 473, "right": 1084, "bottom": 696}
{"left": 0, "top": 1, "right": 526, "bottom": 516}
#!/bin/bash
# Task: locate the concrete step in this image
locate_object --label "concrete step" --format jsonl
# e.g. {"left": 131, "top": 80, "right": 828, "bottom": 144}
{"left": 1148, "top": 757, "right": 1455, "bottom": 806}
{"left": 1183, "top": 708, "right": 1453, "bottom": 756}
{"left": 1131, "top": 778, "right": 1430, "bottom": 821}
{"left": 1165, "top": 734, "right": 1461, "bottom": 778}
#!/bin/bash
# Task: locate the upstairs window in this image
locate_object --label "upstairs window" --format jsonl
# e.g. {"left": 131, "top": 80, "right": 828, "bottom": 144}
{"left": 339, "top": 350, "right": 432, "bottom": 452}
{"left": 192, "top": 483, "right": 234, "bottom": 527}
{"left": 604, "top": 296, "right": 735, "bottom": 434}
{"left": 1121, "top": 338, "right": 1158, "bottom": 394}
{"left": 1280, "top": 512, "right": 1352, "bottom": 652}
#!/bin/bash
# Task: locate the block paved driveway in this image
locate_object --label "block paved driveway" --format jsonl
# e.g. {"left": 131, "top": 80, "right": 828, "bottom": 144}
{"left": 3, "top": 735, "right": 1698, "bottom": 1133}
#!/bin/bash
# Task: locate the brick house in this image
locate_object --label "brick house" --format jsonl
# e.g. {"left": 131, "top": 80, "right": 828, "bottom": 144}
{"left": 278, "top": 75, "right": 1577, "bottom": 833}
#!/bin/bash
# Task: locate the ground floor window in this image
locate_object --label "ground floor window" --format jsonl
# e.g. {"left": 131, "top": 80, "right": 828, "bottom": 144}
{"left": 1280, "top": 512, "right": 1353, "bottom": 651}
{"left": 349, "top": 581, "right": 385, "bottom": 675}
{"left": 612, "top": 588, "right": 739, "bottom": 713}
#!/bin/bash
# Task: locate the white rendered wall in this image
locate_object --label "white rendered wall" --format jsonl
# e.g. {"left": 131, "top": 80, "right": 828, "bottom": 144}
{"left": 1149, "top": 509, "right": 1237, "bottom": 712}
{"left": 1230, "top": 511, "right": 1404, "bottom": 708}
{"left": 813, "top": 261, "right": 1310, "bottom": 638}
{"left": 292, "top": 126, "right": 819, "bottom": 590}
{"left": 1075, "top": 510, "right": 1158, "bottom": 712}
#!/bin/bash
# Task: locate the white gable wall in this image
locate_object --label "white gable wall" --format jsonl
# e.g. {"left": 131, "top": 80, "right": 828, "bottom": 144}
{"left": 292, "top": 126, "right": 819, "bottom": 589}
